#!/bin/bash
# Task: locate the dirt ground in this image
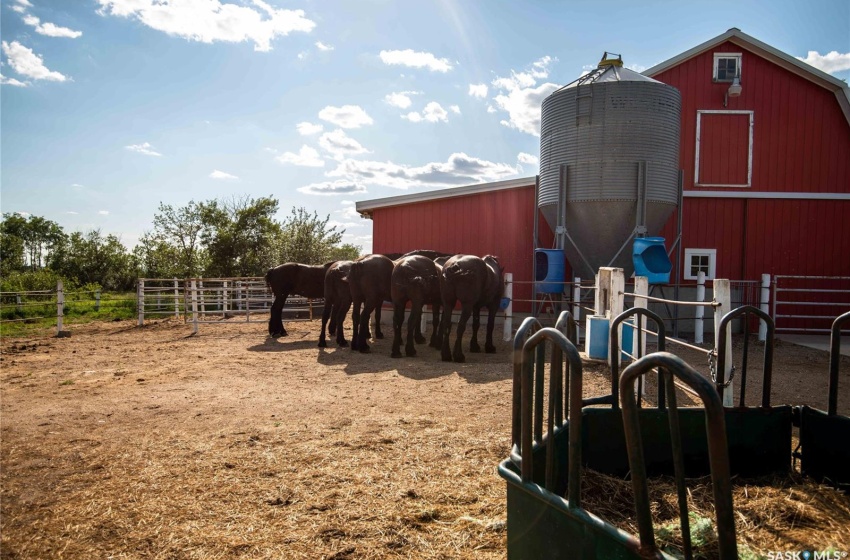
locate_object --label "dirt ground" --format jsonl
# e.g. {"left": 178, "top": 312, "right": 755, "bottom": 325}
{"left": 1, "top": 316, "right": 849, "bottom": 559}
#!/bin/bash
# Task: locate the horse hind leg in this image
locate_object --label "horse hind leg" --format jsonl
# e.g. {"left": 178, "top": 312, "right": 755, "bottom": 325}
{"left": 485, "top": 304, "right": 498, "bottom": 353}
{"left": 390, "top": 301, "right": 405, "bottom": 358}
{"left": 469, "top": 304, "right": 482, "bottom": 353}
{"left": 429, "top": 304, "right": 442, "bottom": 348}
{"left": 335, "top": 301, "right": 351, "bottom": 347}
{"left": 269, "top": 294, "right": 288, "bottom": 338}
{"left": 374, "top": 305, "right": 384, "bottom": 339}
{"left": 452, "top": 305, "right": 473, "bottom": 363}
{"left": 350, "top": 301, "right": 362, "bottom": 351}
{"left": 405, "top": 301, "right": 422, "bottom": 357}
{"left": 414, "top": 304, "right": 427, "bottom": 344}
{"left": 318, "top": 301, "right": 333, "bottom": 347}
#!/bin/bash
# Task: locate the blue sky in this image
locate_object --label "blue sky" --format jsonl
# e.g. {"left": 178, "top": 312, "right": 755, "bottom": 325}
{"left": 2, "top": 0, "right": 848, "bottom": 255}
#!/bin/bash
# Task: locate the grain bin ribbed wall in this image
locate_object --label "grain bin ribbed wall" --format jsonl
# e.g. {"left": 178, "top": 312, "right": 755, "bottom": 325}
{"left": 539, "top": 64, "right": 681, "bottom": 278}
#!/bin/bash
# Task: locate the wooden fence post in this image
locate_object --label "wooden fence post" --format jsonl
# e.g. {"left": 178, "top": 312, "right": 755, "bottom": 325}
{"left": 695, "top": 271, "right": 706, "bottom": 344}
{"left": 137, "top": 279, "right": 144, "bottom": 326}
{"left": 759, "top": 274, "right": 770, "bottom": 342}
{"left": 633, "top": 276, "right": 648, "bottom": 358}
{"left": 173, "top": 279, "right": 180, "bottom": 319}
{"left": 95, "top": 291, "right": 101, "bottom": 312}
{"left": 191, "top": 280, "right": 199, "bottom": 334}
{"left": 714, "top": 279, "right": 733, "bottom": 407}
{"left": 503, "top": 272, "right": 513, "bottom": 342}
{"left": 56, "top": 280, "right": 64, "bottom": 334}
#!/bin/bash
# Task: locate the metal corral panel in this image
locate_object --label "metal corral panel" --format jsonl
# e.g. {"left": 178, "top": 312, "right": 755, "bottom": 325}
{"left": 539, "top": 64, "right": 682, "bottom": 278}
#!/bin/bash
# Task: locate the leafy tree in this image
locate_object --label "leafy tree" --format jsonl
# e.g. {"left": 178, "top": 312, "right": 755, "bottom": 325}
{"left": 200, "top": 196, "right": 282, "bottom": 277}
{"left": 132, "top": 231, "right": 188, "bottom": 279}
{"left": 151, "top": 201, "right": 205, "bottom": 277}
{"left": 326, "top": 243, "right": 362, "bottom": 262}
{"left": 50, "top": 229, "right": 135, "bottom": 291}
{"left": 0, "top": 213, "right": 66, "bottom": 272}
{"left": 276, "top": 207, "right": 346, "bottom": 265}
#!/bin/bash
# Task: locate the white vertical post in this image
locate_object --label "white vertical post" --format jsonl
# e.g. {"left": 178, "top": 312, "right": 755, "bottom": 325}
{"left": 137, "top": 279, "right": 144, "bottom": 326}
{"left": 223, "top": 281, "right": 229, "bottom": 316}
{"left": 713, "top": 279, "right": 733, "bottom": 407}
{"left": 572, "top": 277, "right": 581, "bottom": 324}
{"left": 56, "top": 280, "right": 64, "bottom": 334}
{"left": 199, "top": 281, "right": 205, "bottom": 318}
{"left": 759, "top": 274, "right": 770, "bottom": 342}
{"left": 191, "top": 280, "right": 199, "bottom": 334}
{"left": 95, "top": 291, "right": 101, "bottom": 311}
{"left": 173, "top": 279, "right": 179, "bottom": 319}
{"left": 594, "top": 272, "right": 602, "bottom": 316}
{"left": 16, "top": 294, "right": 22, "bottom": 313}
{"left": 503, "top": 272, "right": 513, "bottom": 342}
{"left": 421, "top": 305, "right": 429, "bottom": 335}
{"left": 607, "top": 268, "right": 625, "bottom": 368}
{"left": 695, "top": 271, "right": 706, "bottom": 344}
{"left": 633, "top": 276, "right": 648, "bottom": 358}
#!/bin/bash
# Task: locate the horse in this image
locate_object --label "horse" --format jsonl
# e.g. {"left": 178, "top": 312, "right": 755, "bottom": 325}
{"left": 437, "top": 254, "right": 504, "bottom": 363}
{"left": 389, "top": 255, "right": 443, "bottom": 358}
{"left": 265, "top": 262, "right": 334, "bottom": 338}
{"left": 318, "top": 260, "right": 353, "bottom": 348}
{"left": 346, "top": 254, "right": 394, "bottom": 353}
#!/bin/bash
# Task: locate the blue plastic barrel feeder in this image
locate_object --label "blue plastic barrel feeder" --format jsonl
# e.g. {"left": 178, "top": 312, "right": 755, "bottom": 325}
{"left": 633, "top": 237, "right": 672, "bottom": 285}
{"left": 535, "top": 249, "right": 566, "bottom": 294}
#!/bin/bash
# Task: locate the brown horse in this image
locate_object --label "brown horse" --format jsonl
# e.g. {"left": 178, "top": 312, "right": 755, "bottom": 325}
{"left": 318, "top": 260, "right": 353, "bottom": 347}
{"left": 347, "top": 254, "right": 394, "bottom": 353}
{"left": 390, "top": 255, "right": 443, "bottom": 358}
{"left": 438, "top": 255, "right": 504, "bottom": 362}
{"left": 265, "top": 262, "right": 334, "bottom": 338}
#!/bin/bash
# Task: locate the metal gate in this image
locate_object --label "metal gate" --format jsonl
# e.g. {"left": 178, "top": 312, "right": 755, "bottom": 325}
{"left": 772, "top": 275, "right": 850, "bottom": 333}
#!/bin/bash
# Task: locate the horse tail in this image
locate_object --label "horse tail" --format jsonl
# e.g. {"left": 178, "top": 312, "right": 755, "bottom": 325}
{"left": 443, "top": 262, "right": 474, "bottom": 281}
{"left": 264, "top": 268, "right": 275, "bottom": 292}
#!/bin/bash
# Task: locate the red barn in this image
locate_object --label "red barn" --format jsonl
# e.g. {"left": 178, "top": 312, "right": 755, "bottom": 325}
{"left": 357, "top": 29, "right": 850, "bottom": 331}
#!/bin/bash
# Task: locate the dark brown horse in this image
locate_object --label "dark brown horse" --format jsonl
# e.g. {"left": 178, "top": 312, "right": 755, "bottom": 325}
{"left": 390, "top": 255, "right": 443, "bottom": 358}
{"left": 438, "top": 255, "right": 504, "bottom": 362}
{"left": 318, "top": 260, "right": 353, "bottom": 348}
{"left": 347, "top": 254, "right": 394, "bottom": 353}
{"left": 265, "top": 262, "right": 333, "bottom": 338}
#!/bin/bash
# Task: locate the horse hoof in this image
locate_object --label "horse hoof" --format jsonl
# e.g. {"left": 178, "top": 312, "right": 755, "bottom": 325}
{"left": 270, "top": 332, "right": 282, "bottom": 339}
{"left": 338, "top": 341, "right": 349, "bottom": 348}
{"left": 405, "top": 349, "right": 417, "bottom": 358}
{"left": 359, "top": 346, "right": 371, "bottom": 354}
{"left": 414, "top": 335, "right": 426, "bottom": 345}
{"left": 375, "top": 332, "right": 384, "bottom": 340}
{"left": 441, "top": 355, "right": 453, "bottom": 362}
{"left": 470, "top": 344, "right": 481, "bottom": 353}
{"left": 318, "top": 340, "right": 327, "bottom": 348}
{"left": 453, "top": 353, "right": 466, "bottom": 363}
{"left": 485, "top": 345, "right": 497, "bottom": 354}
{"left": 391, "top": 351, "right": 403, "bottom": 358}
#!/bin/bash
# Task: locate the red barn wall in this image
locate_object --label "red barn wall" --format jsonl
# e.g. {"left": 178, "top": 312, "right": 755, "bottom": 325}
{"left": 653, "top": 40, "right": 850, "bottom": 283}
{"left": 371, "top": 185, "right": 547, "bottom": 312}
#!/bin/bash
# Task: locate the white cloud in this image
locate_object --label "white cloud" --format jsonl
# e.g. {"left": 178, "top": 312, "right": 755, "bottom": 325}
{"left": 296, "top": 121, "right": 323, "bottom": 135}
{"left": 335, "top": 200, "right": 361, "bottom": 220}
{"left": 315, "top": 41, "right": 334, "bottom": 51}
{"left": 403, "top": 101, "right": 449, "bottom": 123}
{"left": 486, "top": 105, "right": 497, "bottom": 113}
{"left": 327, "top": 219, "right": 361, "bottom": 230}
{"left": 22, "top": 15, "right": 83, "bottom": 38}
{"left": 379, "top": 49, "right": 453, "bottom": 72}
{"left": 15, "top": 211, "right": 31, "bottom": 218}
{"left": 468, "top": 83, "right": 488, "bottom": 98}
{"left": 518, "top": 152, "right": 539, "bottom": 165}
{"left": 327, "top": 152, "right": 519, "bottom": 190}
{"left": 66, "top": 211, "right": 79, "bottom": 215}
{"left": 797, "top": 50, "right": 850, "bottom": 74}
{"left": 11, "top": 5, "right": 26, "bottom": 12}
{"left": 491, "top": 56, "right": 559, "bottom": 136}
{"left": 125, "top": 142, "right": 162, "bottom": 156}
{"left": 96, "top": 0, "right": 316, "bottom": 52}
{"left": 449, "top": 105, "right": 461, "bottom": 114}
{"left": 626, "top": 63, "right": 646, "bottom": 73}
{"left": 1, "top": 41, "right": 68, "bottom": 82}
{"left": 210, "top": 169, "right": 238, "bottom": 180}
{"left": 318, "top": 105, "right": 373, "bottom": 129}
{"left": 276, "top": 145, "right": 324, "bottom": 167}
{"left": 297, "top": 179, "right": 367, "bottom": 196}
{"left": 318, "top": 129, "right": 368, "bottom": 159}
{"left": 98, "top": 210, "right": 110, "bottom": 215}
{"left": 15, "top": 0, "right": 33, "bottom": 6}
{"left": 297, "top": 51, "right": 307, "bottom": 60}
{"left": 384, "top": 91, "right": 418, "bottom": 109}
{"left": 0, "top": 73, "right": 29, "bottom": 87}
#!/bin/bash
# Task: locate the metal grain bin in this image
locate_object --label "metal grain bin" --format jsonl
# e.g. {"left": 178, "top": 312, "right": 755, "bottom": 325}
{"left": 539, "top": 53, "right": 682, "bottom": 278}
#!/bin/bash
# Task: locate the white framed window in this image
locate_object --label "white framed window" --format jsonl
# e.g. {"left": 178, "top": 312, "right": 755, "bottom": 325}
{"left": 684, "top": 248, "right": 717, "bottom": 280}
{"left": 713, "top": 53, "right": 742, "bottom": 82}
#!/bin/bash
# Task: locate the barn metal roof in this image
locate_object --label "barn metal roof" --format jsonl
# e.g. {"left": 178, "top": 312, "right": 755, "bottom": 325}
{"left": 643, "top": 27, "right": 850, "bottom": 126}
{"left": 355, "top": 176, "right": 536, "bottom": 219}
